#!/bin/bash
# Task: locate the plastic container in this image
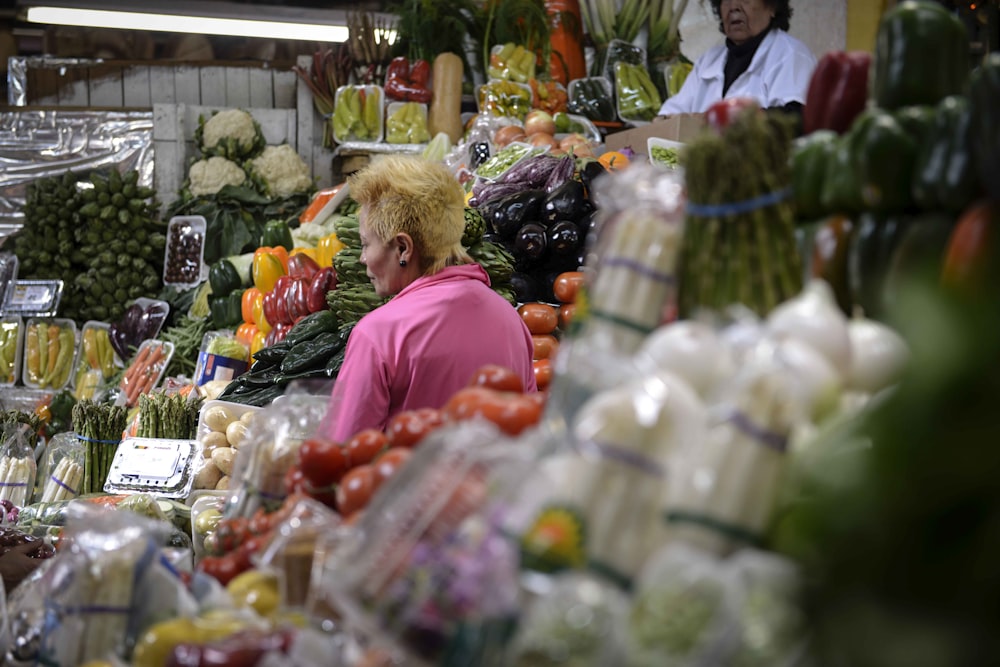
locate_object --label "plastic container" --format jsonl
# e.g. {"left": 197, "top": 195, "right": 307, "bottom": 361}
{"left": 103, "top": 436, "right": 200, "bottom": 499}
{"left": 384, "top": 101, "right": 431, "bottom": 145}
{"left": 487, "top": 42, "right": 536, "bottom": 83}
{"left": 615, "top": 60, "right": 661, "bottom": 124}
{"left": 116, "top": 339, "right": 174, "bottom": 408}
{"left": 193, "top": 331, "right": 250, "bottom": 387}
{"left": 557, "top": 113, "right": 602, "bottom": 144}
{"left": 0, "top": 316, "right": 23, "bottom": 386}
{"left": 71, "top": 320, "right": 120, "bottom": 400}
{"left": 163, "top": 216, "right": 206, "bottom": 288}
{"left": 21, "top": 318, "right": 78, "bottom": 391}
{"left": 0, "top": 253, "right": 19, "bottom": 309}
{"left": 648, "top": 137, "right": 685, "bottom": 169}
{"left": 474, "top": 142, "right": 546, "bottom": 181}
{"left": 333, "top": 85, "right": 385, "bottom": 144}
{"left": 197, "top": 399, "right": 261, "bottom": 462}
{"left": 3, "top": 279, "right": 64, "bottom": 318}
{"left": 602, "top": 39, "right": 646, "bottom": 83}
{"left": 477, "top": 79, "right": 533, "bottom": 119}
{"left": 567, "top": 77, "right": 618, "bottom": 123}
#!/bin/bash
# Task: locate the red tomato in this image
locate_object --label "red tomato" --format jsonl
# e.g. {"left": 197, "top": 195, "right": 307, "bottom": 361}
{"left": 298, "top": 437, "right": 350, "bottom": 490}
{"left": 705, "top": 97, "right": 759, "bottom": 131}
{"left": 494, "top": 393, "right": 543, "bottom": 435}
{"left": 553, "top": 271, "right": 585, "bottom": 303}
{"left": 386, "top": 408, "right": 444, "bottom": 449}
{"left": 469, "top": 364, "right": 524, "bottom": 393}
{"left": 345, "top": 429, "right": 389, "bottom": 467}
{"left": 517, "top": 302, "right": 559, "bottom": 335}
{"left": 532, "top": 334, "right": 559, "bottom": 360}
{"left": 215, "top": 517, "right": 250, "bottom": 554}
{"left": 198, "top": 554, "right": 244, "bottom": 585}
{"left": 559, "top": 303, "right": 576, "bottom": 330}
{"left": 337, "top": 464, "right": 376, "bottom": 515}
{"left": 533, "top": 358, "right": 553, "bottom": 391}
{"left": 248, "top": 507, "right": 274, "bottom": 535}
{"left": 443, "top": 386, "right": 496, "bottom": 422}
{"left": 372, "top": 447, "right": 413, "bottom": 490}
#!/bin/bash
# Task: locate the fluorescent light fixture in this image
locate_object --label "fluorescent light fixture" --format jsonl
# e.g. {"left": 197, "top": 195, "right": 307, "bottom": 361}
{"left": 19, "top": 1, "right": 398, "bottom": 44}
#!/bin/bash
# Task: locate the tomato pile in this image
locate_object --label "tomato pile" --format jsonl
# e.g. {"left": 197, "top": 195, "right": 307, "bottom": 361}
{"left": 519, "top": 270, "right": 584, "bottom": 391}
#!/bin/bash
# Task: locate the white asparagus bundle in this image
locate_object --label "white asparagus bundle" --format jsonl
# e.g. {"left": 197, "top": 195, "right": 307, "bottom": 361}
{"left": 0, "top": 455, "right": 36, "bottom": 506}
{"left": 41, "top": 457, "right": 85, "bottom": 502}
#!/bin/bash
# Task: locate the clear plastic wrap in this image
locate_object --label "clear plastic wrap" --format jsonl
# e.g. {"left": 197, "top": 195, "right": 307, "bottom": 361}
{"left": 71, "top": 321, "right": 119, "bottom": 401}
{"left": 487, "top": 43, "right": 537, "bottom": 83}
{"left": 4, "top": 502, "right": 198, "bottom": 666}
{"left": 37, "top": 432, "right": 84, "bottom": 504}
{"left": 384, "top": 102, "right": 431, "bottom": 145}
{"left": 193, "top": 330, "right": 250, "bottom": 387}
{"left": 333, "top": 85, "right": 385, "bottom": 144}
{"left": 189, "top": 491, "right": 226, "bottom": 562}
{"left": 0, "top": 425, "right": 37, "bottom": 508}
{"left": 478, "top": 80, "right": 533, "bottom": 119}
{"left": 116, "top": 339, "right": 174, "bottom": 408}
{"left": 221, "top": 393, "right": 329, "bottom": 519}
{"left": 627, "top": 543, "right": 737, "bottom": 666}
{"left": 320, "top": 421, "right": 529, "bottom": 665}
{"left": 663, "top": 357, "right": 809, "bottom": 557}
{"left": 508, "top": 572, "right": 631, "bottom": 667}
{"left": 0, "top": 316, "right": 23, "bottom": 387}
{"left": 21, "top": 318, "right": 77, "bottom": 391}
{"left": 163, "top": 215, "right": 207, "bottom": 289}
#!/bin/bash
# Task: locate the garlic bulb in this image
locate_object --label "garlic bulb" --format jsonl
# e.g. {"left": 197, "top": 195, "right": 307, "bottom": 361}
{"left": 846, "top": 317, "right": 909, "bottom": 393}
{"left": 767, "top": 280, "right": 852, "bottom": 380}
{"left": 638, "top": 321, "right": 733, "bottom": 398}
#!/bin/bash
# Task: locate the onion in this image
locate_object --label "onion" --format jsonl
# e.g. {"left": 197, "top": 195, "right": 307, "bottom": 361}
{"left": 766, "top": 280, "right": 851, "bottom": 380}
{"left": 769, "top": 336, "right": 842, "bottom": 422}
{"left": 638, "top": 321, "right": 732, "bottom": 398}
{"left": 846, "top": 317, "right": 909, "bottom": 393}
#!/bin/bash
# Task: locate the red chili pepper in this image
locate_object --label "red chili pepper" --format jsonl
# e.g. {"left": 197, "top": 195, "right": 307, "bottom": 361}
{"left": 385, "top": 56, "right": 412, "bottom": 102}
{"left": 307, "top": 267, "right": 337, "bottom": 313}
{"left": 803, "top": 51, "right": 872, "bottom": 135}
{"left": 406, "top": 86, "right": 433, "bottom": 104}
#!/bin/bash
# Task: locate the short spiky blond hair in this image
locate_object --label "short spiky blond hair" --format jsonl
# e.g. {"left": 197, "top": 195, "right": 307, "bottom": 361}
{"left": 348, "top": 156, "right": 471, "bottom": 275}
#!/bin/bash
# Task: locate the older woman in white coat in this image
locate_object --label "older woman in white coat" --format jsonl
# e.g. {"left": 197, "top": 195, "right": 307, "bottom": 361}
{"left": 658, "top": 0, "right": 815, "bottom": 117}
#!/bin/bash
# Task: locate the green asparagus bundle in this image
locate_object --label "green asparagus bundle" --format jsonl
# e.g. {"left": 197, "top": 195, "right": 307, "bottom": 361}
{"left": 72, "top": 400, "right": 129, "bottom": 494}
{"left": 678, "top": 110, "right": 802, "bottom": 317}
{"left": 136, "top": 392, "right": 204, "bottom": 439}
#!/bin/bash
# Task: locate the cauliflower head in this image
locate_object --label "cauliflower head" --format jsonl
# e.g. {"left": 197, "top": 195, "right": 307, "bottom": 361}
{"left": 247, "top": 144, "right": 314, "bottom": 198}
{"left": 197, "top": 108, "right": 266, "bottom": 159}
{"left": 188, "top": 156, "right": 247, "bottom": 197}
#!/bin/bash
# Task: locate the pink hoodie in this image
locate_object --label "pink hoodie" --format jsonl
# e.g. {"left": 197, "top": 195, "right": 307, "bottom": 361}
{"left": 320, "top": 264, "right": 536, "bottom": 441}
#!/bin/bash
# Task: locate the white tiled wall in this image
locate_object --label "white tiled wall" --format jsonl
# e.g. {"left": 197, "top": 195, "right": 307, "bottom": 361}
{"left": 677, "top": 0, "right": 847, "bottom": 62}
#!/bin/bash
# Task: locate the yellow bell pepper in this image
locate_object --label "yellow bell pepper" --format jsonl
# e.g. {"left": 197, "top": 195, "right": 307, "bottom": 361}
{"left": 251, "top": 329, "right": 268, "bottom": 356}
{"left": 317, "top": 233, "right": 346, "bottom": 267}
{"left": 253, "top": 294, "right": 271, "bottom": 334}
{"left": 131, "top": 614, "right": 248, "bottom": 667}
{"left": 227, "top": 569, "right": 280, "bottom": 617}
{"left": 252, "top": 247, "right": 287, "bottom": 293}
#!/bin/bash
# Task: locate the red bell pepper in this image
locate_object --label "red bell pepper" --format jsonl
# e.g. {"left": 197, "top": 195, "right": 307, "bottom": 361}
{"left": 285, "top": 278, "right": 311, "bottom": 322}
{"left": 272, "top": 322, "right": 291, "bottom": 343}
{"left": 307, "top": 267, "right": 337, "bottom": 313}
{"left": 384, "top": 55, "right": 432, "bottom": 103}
{"left": 287, "top": 252, "right": 321, "bottom": 281}
{"left": 803, "top": 51, "right": 872, "bottom": 135}
{"left": 705, "top": 97, "right": 760, "bottom": 131}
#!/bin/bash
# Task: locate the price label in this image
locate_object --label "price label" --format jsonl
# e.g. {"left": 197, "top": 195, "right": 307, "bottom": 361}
{"left": 4, "top": 280, "right": 62, "bottom": 314}
{"left": 114, "top": 438, "right": 186, "bottom": 481}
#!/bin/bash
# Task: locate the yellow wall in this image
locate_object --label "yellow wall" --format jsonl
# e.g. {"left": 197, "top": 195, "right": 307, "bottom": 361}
{"left": 847, "top": 0, "right": 894, "bottom": 52}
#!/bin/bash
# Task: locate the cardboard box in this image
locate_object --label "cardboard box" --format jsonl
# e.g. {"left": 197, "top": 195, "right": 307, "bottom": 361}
{"left": 603, "top": 113, "right": 706, "bottom": 155}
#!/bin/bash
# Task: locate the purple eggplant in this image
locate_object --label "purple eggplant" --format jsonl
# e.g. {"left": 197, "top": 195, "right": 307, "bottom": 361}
{"left": 501, "top": 154, "right": 561, "bottom": 187}
{"left": 547, "top": 220, "right": 582, "bottom": 255}
{"left": 473, "top": 181, "right": 532, "bottom": 209}
{"left": 514, "top": 223, "right": 548, "bottom": 260}
{"left": 488, "top": 190, "right": 546, "bottom": 240}
{"left": 109, "top": 321, "right": 130, "bottom": 361}
{"left": 139, "top": 302, "right": 168, "bottom": 339}
{"left": 544, "top": 156, "right": 577, "bottom": 193}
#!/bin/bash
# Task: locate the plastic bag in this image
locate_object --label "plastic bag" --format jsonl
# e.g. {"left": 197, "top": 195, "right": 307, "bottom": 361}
{"left": 193, "top": 330, "right": 250, "bottom": 387}
{"left": 0, "top": 425, "right": 36, "bottom": 508}
{"left": 5, "top": 502, "right": 198, "bottom": 666}
{"left": 321, "top": 421, "right": 527, "bottom": 665}
{"left": 37, "top": 431, "right": 84, "bottom": 503}
{"left": 222, "top": 393, "right": 329, "bottom": 519}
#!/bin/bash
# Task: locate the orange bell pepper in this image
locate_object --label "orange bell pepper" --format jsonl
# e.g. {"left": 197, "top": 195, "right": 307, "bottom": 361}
{"left": 242, "top": 287, "right": 261, "bottom": 323}
{"left": 235, "top": 322, "right": 257, "bottom": 347}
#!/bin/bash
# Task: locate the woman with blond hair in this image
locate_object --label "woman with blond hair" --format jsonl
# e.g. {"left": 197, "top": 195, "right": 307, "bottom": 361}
{"left": 320, "top": 156, "right": 536, "bottom": 441}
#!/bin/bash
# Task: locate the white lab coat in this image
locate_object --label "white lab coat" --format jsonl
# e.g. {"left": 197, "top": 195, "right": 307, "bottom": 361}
{"left": 658, "top": 29, "right": 816, "bottom": 115}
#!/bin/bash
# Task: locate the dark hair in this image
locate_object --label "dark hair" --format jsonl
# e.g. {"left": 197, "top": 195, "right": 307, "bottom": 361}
{"left": 709, "top": 0, "right": 793, "bottom": 33}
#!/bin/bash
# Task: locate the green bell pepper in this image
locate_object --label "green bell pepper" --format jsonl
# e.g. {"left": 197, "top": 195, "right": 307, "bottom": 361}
{"left": 792, "top": 130, "right": 838, "bottom": 222}
{"left": 855, "top": 109, "right": 918, "bottom": 214}
{"left": 261, "top": 220, "right": 294, "bottom": 251}
{"left": 970, "top": 53, "right": 1000, "bottom": 202}
{"left": 209, "top": 288, "right": 245, "bottom": 329}
{"left": 820, "top": 126, "right": 865, "bottom": 216}
{"left": 872, "top": 0, "right": 970, "bottom": 111}
{"left": 885, "top": 211, "right": 957, "bottom": 303}
{"left": 892, "top": 105, "right": 937, "bottom": 147}
{"left": 208, "top": 258, "right": 242, "bottom": 297}
{"left": 912, "top": 96, "right": 981, "bottom": 213}
{"left": 848, "top": 213, "right": 909, "bottom": 320}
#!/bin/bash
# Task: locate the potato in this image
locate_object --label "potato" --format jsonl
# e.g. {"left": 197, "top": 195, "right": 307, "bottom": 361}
{"left": 202, "top": 404, "right": 237, "bottom": 433}
{"left": 225, "top": 420, "right": 249, "bottom": 449}
{"left": 239, "top": 410, "right": 258, "bottom": 426}
{"left": 216, "top": 475, "right": 230, "bottom": 490}
{"left": 194, "top": 461, "right": 223, "bottom": 490}
{"left": 211, "top": 446, "right": 236, "bottom": 476}
{"left": 200, "top": 430, "right": 229, "bottom": 457}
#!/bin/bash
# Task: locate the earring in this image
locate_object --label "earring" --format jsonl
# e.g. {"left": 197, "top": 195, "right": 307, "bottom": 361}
{"left": 399, "top": 259, "right": 407, "bottom": 267}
